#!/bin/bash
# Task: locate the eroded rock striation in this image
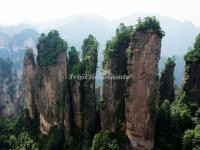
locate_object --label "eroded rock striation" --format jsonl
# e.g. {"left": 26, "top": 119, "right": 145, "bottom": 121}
{"left": 126, "top": 28, "right": 163, "bottom": 149}
{"left": 35, "top": 52, "right": 69, "bottom": 135}
{"left": 23, "top": 49, "right": 37, "bottom": 119}
{"left": 23, "top": 31, "right": 71, "bottom": 138}
{"left": 159, "top": 57, "right": 176, "bottom": 103}
{"left": 101, "top": 24, "right": 133, "bottom": 132}
{"left": 68, "top": 46, "right": 83, "bottom": 138}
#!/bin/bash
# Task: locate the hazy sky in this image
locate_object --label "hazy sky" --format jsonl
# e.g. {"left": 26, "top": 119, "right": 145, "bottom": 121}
{"left": 0, "top": 0, "right": 200, "bottom": 26}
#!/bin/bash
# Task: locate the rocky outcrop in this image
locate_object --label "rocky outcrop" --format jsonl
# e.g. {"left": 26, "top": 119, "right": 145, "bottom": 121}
{"left": 81, "top": 35, "right": 98, "bottom": 146}
{"left": 183, "top": 61, "right": 200, "bottom": 105}
{"left": 0, "top": 58, "right": 20, "bottom": 116}
{"left": 101, "top": 24, "right": 131, "bottom": 132}
{"left": 22, "top": 31, "right": 71, "bottom": 139}
{"left": 101, "top": 56, "right": 127, "bottom": 132}
{"left": 35, "top": 52, "right": 70, "bottom": 135}
{"left": 159, "top": 57, "right": 176, "bottom": 103}
{"left": 68, "top": 46, "right": 83, "bottom": 138}
{"left": 126, "top": 29, "right": 162, "bottom": 149}
{"left": 183, "top": 34, "right": 200, "bottom": 106}
{"left": 23, "top": 49, "right": 37, "bottom": 118}
{"left": 69, "top": 79, "right": 82, "bottom": 137}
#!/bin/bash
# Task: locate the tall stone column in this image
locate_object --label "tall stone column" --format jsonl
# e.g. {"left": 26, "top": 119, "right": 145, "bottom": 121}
{"left": 126, "top": 29, "right": 162, "bottom": 150}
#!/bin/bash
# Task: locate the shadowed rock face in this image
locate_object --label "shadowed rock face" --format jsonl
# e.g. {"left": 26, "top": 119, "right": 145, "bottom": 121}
{"left": 126, "top": 30, "right": 162, "bottom": 150}
{"left": 0, "top": 58, "right": 20, "bottom": 117}
{"left": 35, "top": 52, "right": 70, "bottom": 136}
{"left": 159, "top": 58, "right": 176, "bottom": 103}
{"left": 183, "top": 61, "right": 200, "bottom": 105}
{"left": 23, "top": 52, "right": 36, "bottom": 119}
{"left": 69, "top": 79, "right": 82, "bottom": 137}
{"left": 82, "top": 77, "right": 97, "bottom": 141}
{"left": 101, "top": 42, "right": 128, "bottom": 132}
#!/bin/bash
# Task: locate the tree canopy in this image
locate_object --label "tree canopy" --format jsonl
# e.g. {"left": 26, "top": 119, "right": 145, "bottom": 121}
{"left": 68, "top": 46, "right": 82, "bottom": 75}
{"left": 183, "top": 124, "right": 200, "bottom": 150}
{"left": 82, "top": 34, "right": 98, "bottom": 74}
{"left": 135, "top": 16, "right": 165, "bottom": 38}
{"left": 103, "top": 23, "right": 133, "bottom": 68}
{"left": 37, "top": 30, "right": 68, "bottom": 66}
{"left": 184, "top": 33, "right": 200, "bottom": 63}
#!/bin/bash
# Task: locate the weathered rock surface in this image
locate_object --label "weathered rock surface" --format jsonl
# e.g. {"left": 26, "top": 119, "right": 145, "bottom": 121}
{"left": 126, "top": 29, "right": 162, "bottom": 150}
{"left": 0, "top": 58, "right": 20, "bottom": 116}
{"left": 35, "top": 52, "right": 70, "bottom": 135}
{"left": 23, "top": 51, "right": 37, "bottom": 118}
{"left": 183, "top": 61, "right": 200, "bottom": 105}
{"left": 69, "top": 79, "right": 82, "bottom": 136}
{"left": 101, "top": 44, "right": 128, "bottom": 132}
{"left": 183, "top": 34, "right": 200, "bottom": 106}
{"left": 82, "top": 77, "right": 97, "bottom": 143}
{"left": 159, "top": 57, "right": 176, "bottom": 103}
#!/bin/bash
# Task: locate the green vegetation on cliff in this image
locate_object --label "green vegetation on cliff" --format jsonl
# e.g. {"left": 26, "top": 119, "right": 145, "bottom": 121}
{"left": 68, "top": 46, "right": 82, "bottom": 75}
{"left": 0, "top": 58, "right": 13, "bottom": 78}
{"left": 155, "top": 98, "right": 194, "bottom": 150}
{"left": 37, "top": 30, "right": 68, "bottom": 66}
{"left": 135, "top": 16, "right": 165, "bottom": 38}
{"left": 183, "top": 33, "right": 200, "bottom": 108}
{"left": 91, "top": 131, "right": 129, "bottom": 150}
{"left": 103, "top": 23, "right": 133, "bottom": 68}
{"left": 159, "top": 57, "right": 176, "bottom": 103}
{"left": 0, "top": 109, "right": 39, "bottom": 150}
{"left": 24, "top": 48, "right": 35, "bottom": 65}
{"left": 170, "top": 99, "right": 194, "bottom": 149}
{"left": 82, "top": 34, "right": 98, "bottom": 74}
{"left": 155, "top": 34, "right": 200, "bottom": 149}
{"left": 155, "top": 100, "right": 171, "bottom": 150}
{"left": 81, "top": 34, "right": 99, "bottom": 148}
{"left": 183, "top": 124, "right": 200, "bottom": 150}
{"left": 185, "top": 34, "right": 200, "bottom": 63}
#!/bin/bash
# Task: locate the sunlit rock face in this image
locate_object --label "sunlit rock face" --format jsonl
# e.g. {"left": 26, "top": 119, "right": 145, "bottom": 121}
{"left": 126, "top": 29, "right": 162, "bottom": 150}
{"left": 35, "top": 52, "right": 70, "bottom": 136}
{"left": 23, "top": 51, "right": 37, "bottom": 119}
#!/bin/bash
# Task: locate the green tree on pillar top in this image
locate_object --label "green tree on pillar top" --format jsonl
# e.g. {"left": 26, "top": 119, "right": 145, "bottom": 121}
{"left": 37, "top": 30, "right": 68, "bottom": 66}
{"left": 82, "top": 34, "right": 98, "bottom": 74}
{"left": 81, "top": 34, "right": 99, "bottom": 148}
{"left": 68, "top": 46, "right": 82, "bottom": 76}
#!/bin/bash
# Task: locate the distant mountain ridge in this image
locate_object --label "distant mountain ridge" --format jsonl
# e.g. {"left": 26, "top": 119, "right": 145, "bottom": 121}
{"left": 0, "top": 13, "right": 200, "bottom": 85}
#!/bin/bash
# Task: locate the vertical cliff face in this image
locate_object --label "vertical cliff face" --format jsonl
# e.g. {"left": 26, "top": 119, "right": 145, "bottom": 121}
{"left": 101, "top": 50, "right": 127, "bottom": 132}
{"left": 0, "top": 58, "right": 20, "bottom": 116}
{"left": 23, "top": 49, "right": 37, "bottom": 119}
{"left": 159, "top": 57, "right": 176, "bottom": 103}
{"left": 35, "top": 52, "right": 69, "bottom": 135}
{"left": 81, "top": 35, "right": 98, "bottom": 146}
{"left": 101, "top": 24, "right": 133, "bottom": 132}
{"left": 69, "top": 80, "right": 82, "bottom": 134}
{"left": 183, "top": 34, "right": 200, "bottom": 106}
{"left": 68, "top": 46, "right": 83, "bottom": 137}
{"left": 22, "top": 31, "right": 71, "bottom": 137}
{"left": 183, "top": 61, "right": 200, "bottom": 105}
{"left": 126, "top": 29, "right": 162, "bottom": 149}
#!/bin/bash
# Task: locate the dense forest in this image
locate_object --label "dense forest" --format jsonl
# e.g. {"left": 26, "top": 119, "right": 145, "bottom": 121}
{"left": 0, "top": 16, "right": 200, "bottom": 150}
